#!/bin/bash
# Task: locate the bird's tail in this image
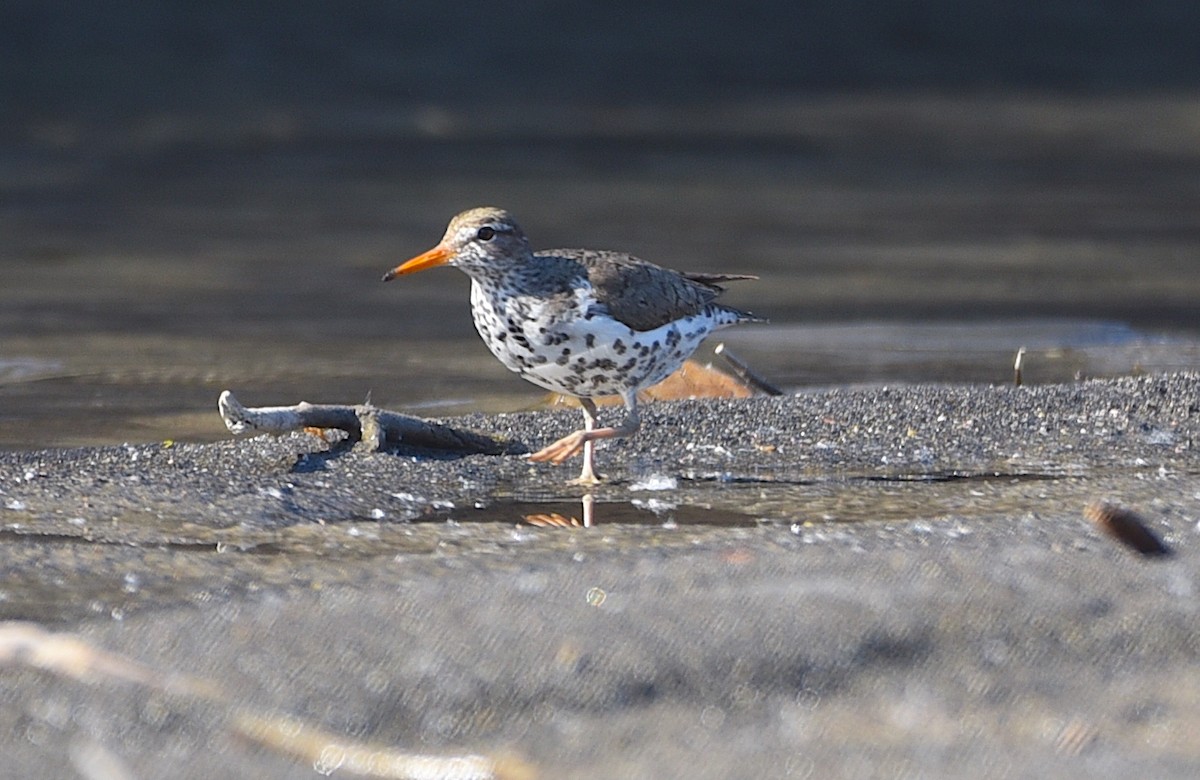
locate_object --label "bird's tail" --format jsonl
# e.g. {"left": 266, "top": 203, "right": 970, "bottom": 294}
{"left": 684, "top": 272, "right": 758, "bottom": 289}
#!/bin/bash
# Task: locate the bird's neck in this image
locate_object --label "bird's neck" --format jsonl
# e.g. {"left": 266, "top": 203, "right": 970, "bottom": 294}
{"left": 466, "top": 267, "right": 521, "bottom": 300}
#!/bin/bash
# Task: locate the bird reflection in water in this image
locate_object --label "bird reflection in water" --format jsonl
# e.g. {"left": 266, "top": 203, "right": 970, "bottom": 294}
{"left": 522, "top": 493, "right": 596, "bottom": 528}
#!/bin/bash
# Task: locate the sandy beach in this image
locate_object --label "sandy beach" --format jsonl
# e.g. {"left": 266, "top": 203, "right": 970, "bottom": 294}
{"left": 3, "top": 374, "right": 1199, "bottom": 777}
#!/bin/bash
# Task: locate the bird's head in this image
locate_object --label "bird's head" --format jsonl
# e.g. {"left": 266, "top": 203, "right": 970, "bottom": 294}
{"left": 382, "top": 207, "right": 532, "bottom": 281}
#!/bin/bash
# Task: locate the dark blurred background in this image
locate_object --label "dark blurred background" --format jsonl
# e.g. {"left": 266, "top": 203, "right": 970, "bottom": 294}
{"left": 6, "top": 1, "right": 1200, "bottom": 119}
{"left": 4, "top": 1, "right": 1200, "bottom": 448}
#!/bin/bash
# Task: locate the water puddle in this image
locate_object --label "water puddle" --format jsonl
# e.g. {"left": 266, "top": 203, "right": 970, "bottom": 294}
{"left": 458, "top": 497, "right": 759, "bottom": 528}
{"left": 0, "top": 464, "right": 1164, "bottom": 624}
{"left": 0, "top": 468, "right": 1103, "bottom": 548}
{"left": 435, "top": 468, "right": 1096, "bottom": 528}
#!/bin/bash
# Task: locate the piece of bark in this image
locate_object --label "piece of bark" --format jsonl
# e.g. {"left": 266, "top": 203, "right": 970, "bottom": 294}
{"left": 218, "top": 391, "right": 508, "bottom": 455}
{"left": 1084, "top": 501, "right": 1173, "bottom": 557}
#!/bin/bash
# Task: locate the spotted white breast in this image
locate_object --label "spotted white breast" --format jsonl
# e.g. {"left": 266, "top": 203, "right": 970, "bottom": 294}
{"left": 469, "top": 278, "right": 741, "bottom": 398}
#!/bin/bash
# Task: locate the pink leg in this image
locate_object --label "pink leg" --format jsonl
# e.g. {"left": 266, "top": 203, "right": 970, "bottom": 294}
{"left": 529, "top": 393, "right": 641, "bottom": 484}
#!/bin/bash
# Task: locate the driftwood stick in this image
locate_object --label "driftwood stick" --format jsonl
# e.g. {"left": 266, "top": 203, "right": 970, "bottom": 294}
{"left": 218, "top": 392, "right": 355, "bottom": 435}
{"left": 218, "top": 391, "right": 508, "bottom": 455}
{"left": 357, "top": 405, "right": 387, "bottom": 452}
{"left": 713, "top": 343, "right": 784, "bottom": 396}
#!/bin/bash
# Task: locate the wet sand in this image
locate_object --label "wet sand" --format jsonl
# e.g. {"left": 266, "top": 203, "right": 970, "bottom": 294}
{"left": 2, "top": 374, "right": 1199, "bottom": 777}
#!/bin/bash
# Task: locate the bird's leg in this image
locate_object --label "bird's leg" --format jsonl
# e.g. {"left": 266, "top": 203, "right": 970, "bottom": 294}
{"left": 530, "top": 393, "right": 641, "bottom": 482}
{"left": 573, "top": 398, "right": 601, "bottom": 485}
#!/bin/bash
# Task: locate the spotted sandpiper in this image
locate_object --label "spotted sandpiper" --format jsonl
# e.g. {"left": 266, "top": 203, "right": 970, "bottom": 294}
{"left": 383, "top": 207, "right": 762, "bottom": 483}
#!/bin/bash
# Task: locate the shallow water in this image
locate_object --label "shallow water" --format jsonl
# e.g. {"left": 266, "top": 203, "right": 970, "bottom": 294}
{"left": 0, "top": 457, "right": 1181, "bottom": 624}
{"left": 5, "top": 95, "right": 1200, "bottom": 450}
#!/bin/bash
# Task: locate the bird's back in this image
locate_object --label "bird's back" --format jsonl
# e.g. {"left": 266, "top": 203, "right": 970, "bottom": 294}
{"left": 539, "top": 249, "right": 760, "bottom": 332}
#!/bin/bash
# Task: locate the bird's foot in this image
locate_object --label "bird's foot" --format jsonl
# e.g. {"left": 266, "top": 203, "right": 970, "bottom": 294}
{"left": 528, "top": 431, "right": 587, "bottom": 465}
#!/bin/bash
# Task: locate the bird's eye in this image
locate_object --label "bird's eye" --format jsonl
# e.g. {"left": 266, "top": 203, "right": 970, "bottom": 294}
{"left": 476, "top": 226, "right": 496, "bottom": 241}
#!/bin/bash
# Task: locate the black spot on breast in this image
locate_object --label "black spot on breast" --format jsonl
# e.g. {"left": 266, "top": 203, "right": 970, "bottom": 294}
{"left": 613, "top": 339, "right": 625, "bottom": 354}
{"left": 497, "top": 331, "right": 507, "bottom": 341}
{"left": 666, "top": 329, "right": 681, "bottom": 347}
{"left": 585, "top": 334, "right": 595, "bottom": 348}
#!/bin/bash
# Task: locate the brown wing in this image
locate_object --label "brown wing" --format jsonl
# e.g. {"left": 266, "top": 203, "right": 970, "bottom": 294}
{"left": 543, "top": 249, "right": 754, "bottom": 332}
{"left": 680, "top": 272, "right": 758, "bottom": 286}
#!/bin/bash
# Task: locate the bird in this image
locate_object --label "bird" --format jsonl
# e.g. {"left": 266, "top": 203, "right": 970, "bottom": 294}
{"left": 382, "top": 207, "right": 762, "bottom": 484}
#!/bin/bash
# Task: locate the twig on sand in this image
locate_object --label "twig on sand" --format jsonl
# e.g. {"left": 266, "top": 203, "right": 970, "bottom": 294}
{"left": 218, "top": 391, "right": 508, "bottom": 455}
{"left": 0, "top": 621, "right": 216, "bottom": 698}
{"left": 1, "top": 621, "right": 537, "bottom": 779}
{"left": 714, "top": 344, "right": 783, "bottom": 396}
{"left": 233, "top": 712, "right": 536, "bottom": 780}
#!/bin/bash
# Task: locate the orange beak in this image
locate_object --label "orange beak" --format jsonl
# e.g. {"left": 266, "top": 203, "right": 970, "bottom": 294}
{"left": 381, "top": 244, "right": 454, "bottom": 281}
